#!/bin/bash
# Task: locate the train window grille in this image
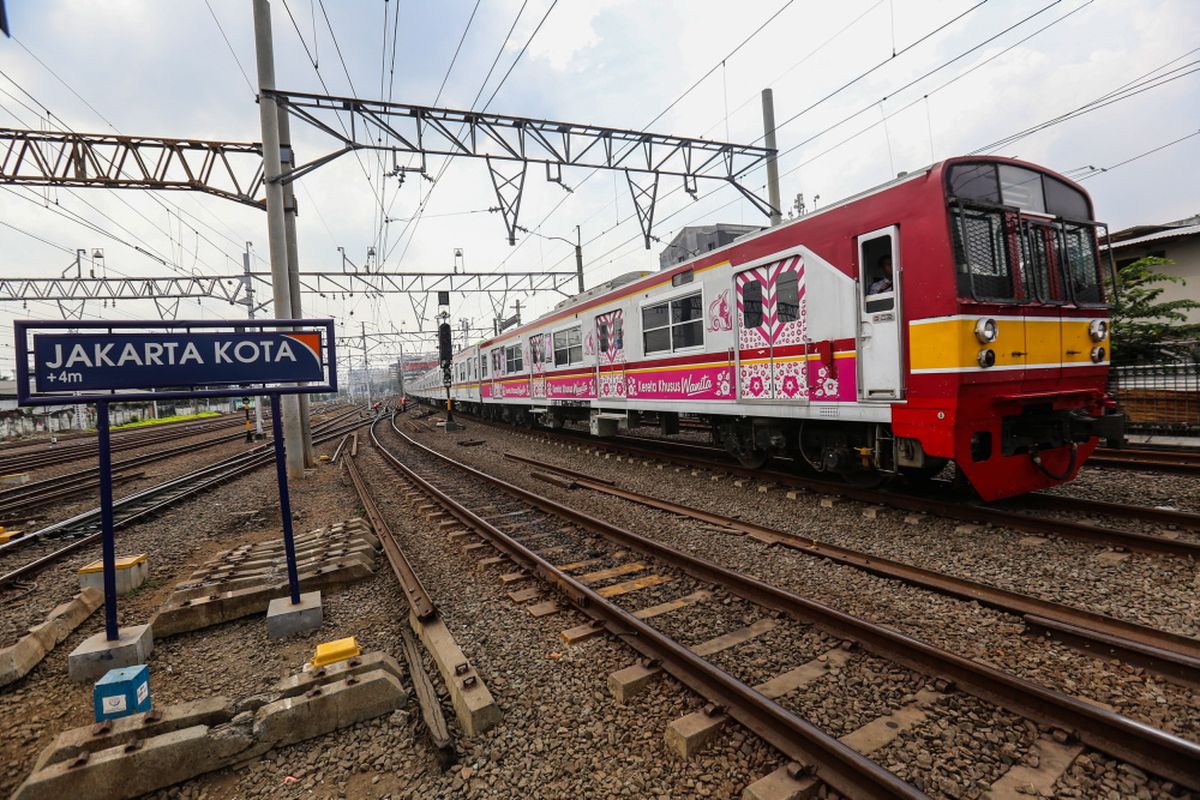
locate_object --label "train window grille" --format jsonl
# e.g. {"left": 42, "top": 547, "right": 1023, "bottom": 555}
{"left": 642, "top": 292, "right": 704, "bottom": 354}
{"left": 952, "top": 202, "right": 1018, "bottom": 301}
{"left": 553, "top": 327, "right": 583, "bottom": 366}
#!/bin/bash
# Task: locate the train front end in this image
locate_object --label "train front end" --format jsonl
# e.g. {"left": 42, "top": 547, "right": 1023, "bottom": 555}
{"left": 899, "top": 158, "right": 1124, "bottom": 500}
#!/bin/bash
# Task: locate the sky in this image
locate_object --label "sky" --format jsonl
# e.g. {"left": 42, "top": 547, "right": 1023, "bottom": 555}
{"left": 0, "top": 0, "right": 1197, "bottom": 373}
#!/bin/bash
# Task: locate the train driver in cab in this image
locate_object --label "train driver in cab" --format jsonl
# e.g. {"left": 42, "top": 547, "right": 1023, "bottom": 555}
{"left": 868, "top": 255, "right": 893, "bottom": 295}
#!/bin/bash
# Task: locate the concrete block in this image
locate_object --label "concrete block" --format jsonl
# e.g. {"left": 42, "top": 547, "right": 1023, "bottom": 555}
{"left": 78, "top": 555, "right": 148, "bottom": 595}
{"left": 608, "top": 663, "right": 660, "bottom": 704}
{"left": 253, "top": 669, "right": 408, "bottom": 750}
{"left": 266, "top": 591, "right": 323, "bottom": 640}
{"left": 68, "top": 625, "right": 153, "bottom": 684}
{"left": 818, "top": 497, "right": 841, "bottom": 508}
{"left": 273, "top": 652, "right": 405, "bottom": 700}
{"left": 742, "top": 764, "right": 819, "bottom": 800}
{"left": 1, "top": 588, "right": 103, "bottom": 688}
{"left": 34, "top": 697, "right": 233, "bottom": 771}
{"left": 410, "top": 610, "right": 500, "bottom": 737}
{"left": 12, "top": 724, "right": 254, "bottom": 800}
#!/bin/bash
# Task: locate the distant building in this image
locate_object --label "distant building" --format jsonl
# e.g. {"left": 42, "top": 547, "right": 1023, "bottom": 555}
{"left": 1104, "top": 214, "right": 1200, "bottom": 323}
{"left": 658, "top": 223, "right": 763, "bottom": 269}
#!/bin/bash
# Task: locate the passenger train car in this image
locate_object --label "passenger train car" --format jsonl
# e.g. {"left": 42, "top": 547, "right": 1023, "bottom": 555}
{"left": 411, "top": 156, "right": 1124, "bottom": 500}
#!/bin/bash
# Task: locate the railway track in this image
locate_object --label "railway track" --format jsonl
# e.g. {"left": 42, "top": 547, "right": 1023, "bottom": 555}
{"left": 0, "top": 428, "right": 254, "bottom": 520}
{"left": 0, "top": 414, "right": 241, "bottom": 473}
{"left": 501, "top": 450, "right": 1200, "bottom": 686}
{"left": 1089, "top": 446, "right": 1200, "bottom": 476}
{"left": 378, "top": 412, "right": 1200, "bottom": 797}
{"left": 0, "top": 407, "right": 368, "bottom": 591}
{"left": 458, "top": 417, "right": 1200, "bottom": 558}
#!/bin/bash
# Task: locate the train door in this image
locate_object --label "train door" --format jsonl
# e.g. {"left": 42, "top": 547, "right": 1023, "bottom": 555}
{"left": 735, "top": 267, "right": 774, "bottom": 399}
{"left": 595, "top": 309, "right": 626, "bottom": 399}
{"left": 856, "top": 226, "right": 904, "bottom": 400}
{"left": 735, "top": 255, "right": 808, "bottom": 401}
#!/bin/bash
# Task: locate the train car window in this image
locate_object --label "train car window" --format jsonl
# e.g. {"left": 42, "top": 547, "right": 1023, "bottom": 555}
{"left": 480, "top": 354, "right": 488, "bottom": 377}
{"left": 742, "top": 280, "right": 763, "bottom": 327}
{"left": 553, "top": 326, "right": 583, "bottom": 366}
{"left": 505, "top": 344, "right": 523, "bottom": 372}
{"left": 492, "top": 349, "right": 503, "bottom": 375}
{"left": 1061, "top": 222, "right": 1104, "bottom": 304}
{"left": 777, "top": 271, "right": 800, "bottom": 322}
{"left": 671, "top": 293, "right": 704, "bottom": 349}
{"left": 998, "top": 165, "right": 1046, "bottom": 214}
{"left": 642, "top": 301, "right": 671, "bottom": 354}
{"left": 948, "top": 163, "right": 1000, "bottom": 204}
{"left": 951, "top": 205, "right": 1018, "bottom": 300}
{"left": 862, "top": 237, "right": 895, "bottom": 312}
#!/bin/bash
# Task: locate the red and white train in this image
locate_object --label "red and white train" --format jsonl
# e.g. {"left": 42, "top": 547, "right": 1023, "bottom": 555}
{"left": 410, "top": 156, "right": 1125, "bottom": 500}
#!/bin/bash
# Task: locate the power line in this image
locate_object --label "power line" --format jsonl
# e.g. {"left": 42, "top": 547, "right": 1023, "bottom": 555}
{"left": 1077, "top": 129, "right": 1200, "bottom": 181}
{"left": 204, "top": 0, "right": 256, "bottom": 97}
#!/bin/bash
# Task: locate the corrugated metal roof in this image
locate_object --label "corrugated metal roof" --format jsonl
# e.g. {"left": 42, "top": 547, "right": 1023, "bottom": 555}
{"left": 1103, "top": 223, "right": 1200, "bottom": 250}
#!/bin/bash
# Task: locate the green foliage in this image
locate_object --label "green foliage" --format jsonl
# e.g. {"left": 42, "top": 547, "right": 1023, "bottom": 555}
{"left": 1111, "top": 256, "right": 1200, "bottom": 364}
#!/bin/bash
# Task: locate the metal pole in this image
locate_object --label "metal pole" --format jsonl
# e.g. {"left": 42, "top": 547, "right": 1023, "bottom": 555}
{"left": 96, "top": 401, "right": 119, "bottom": 641}
{"left": 575, "top": 224, "right": 585, "bottom": 293}
{"left": 277, "top": 107, "right": 315, "bottom": 466}
{"left": 242, "top": 245, "right": 266, "bottom": 438}
{"left": 252, "top": 0, "right": 304, "bottom": 479}
{"left": 269, "top": 393, "right": 302, "bottom": 604}
{"left": 361, "top": 321, "right": 372, "bottom": 406}
{"left": 761, "top": 88, "right": 782, "bottom": 227}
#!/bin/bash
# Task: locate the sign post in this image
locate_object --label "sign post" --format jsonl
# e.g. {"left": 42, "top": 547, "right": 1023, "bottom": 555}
{"left": 14, "top": 319, "right": 337, "bottom": 678}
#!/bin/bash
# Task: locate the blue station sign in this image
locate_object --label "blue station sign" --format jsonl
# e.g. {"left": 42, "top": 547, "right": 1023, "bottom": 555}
{"left": 31, "top": 330, "right": 327, "bottom": 392}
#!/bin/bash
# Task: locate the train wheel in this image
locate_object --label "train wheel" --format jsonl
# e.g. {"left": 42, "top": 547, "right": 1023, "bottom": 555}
{"left": 719, "top": 422, "right": 768, "bottom": 469}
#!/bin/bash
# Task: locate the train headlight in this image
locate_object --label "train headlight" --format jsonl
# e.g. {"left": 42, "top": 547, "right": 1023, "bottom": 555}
{"left": 974, "top": 318, "right": 999, "bottom": 344}
{"left": 1088, "top": 319, "right": 1109, "bottom": 342}
{"left": 1091, "top": 346, "right": 1106, "bottom": 363}
{"left": 977, "top": 348, "right": 996, "bottom": 368}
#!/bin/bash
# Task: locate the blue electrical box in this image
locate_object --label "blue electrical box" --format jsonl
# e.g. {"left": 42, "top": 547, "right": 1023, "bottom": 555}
{"left": 93, "top": 665, "right": 151, "bottom": 722}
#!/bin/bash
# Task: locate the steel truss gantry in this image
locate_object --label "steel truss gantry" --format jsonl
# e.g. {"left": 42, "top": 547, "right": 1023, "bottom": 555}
{"left": 0, "top": 128, "right": 266, "bottom": 208}
{"left": 266, "top": 89, "right": 778, "bottom": 247}
{"left": 0, "top": 269, "right": 577, "bottom": 319}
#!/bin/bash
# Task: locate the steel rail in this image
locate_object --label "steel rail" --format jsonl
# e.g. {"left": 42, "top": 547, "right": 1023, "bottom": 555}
{"left": 1089, "top": 449, "right": 1200, "bottom": 476}
{"left": 390, "top": 416, "right": 1200, "bottom": 790}
{"left": 506, "top": 451, "right": 1200, "bottom": 685}
{"left": 0, "top": 415, "right": 370, "bottom": 590}
{"left": 373, "top": 416, "right": 926, "bottom": 800}
{"left": 346, "top": 426, "right": 437, "bottom": 621}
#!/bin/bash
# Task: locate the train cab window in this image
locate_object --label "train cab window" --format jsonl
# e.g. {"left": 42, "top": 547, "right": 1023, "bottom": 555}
{"left": 742, "top": 280, "right": 763, "bottom": 327}
{"left": 777, "top": 271, "right": 799, "bottom": 322}
{"left": 951, "top": 205, "right": 1018, "bottom": 301}
{"left": 862, "top": 236, "right": 895, "bottom": 312}
{"left": 553, "top": 327, "right": 583, "bottom": 366}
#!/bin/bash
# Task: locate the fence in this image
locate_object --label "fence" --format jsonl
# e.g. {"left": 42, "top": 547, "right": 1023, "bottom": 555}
{"left": 1108, "top": 345, "right": 1200, "bottom": 433}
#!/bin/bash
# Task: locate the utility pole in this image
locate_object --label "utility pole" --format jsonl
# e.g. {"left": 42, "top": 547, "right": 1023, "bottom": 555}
{"left": 761, "top": 88, "right": 782, "bottom": 227}
{"left": 574, "top": 225, "right": 585, "bottom": 293}
{"left": 252, "top": 0, "right": 304, "bottom": 478}
{"left": 241, "top": 244, "right": 265, "bottom": 439}
{"left": 512, "top": 299, "right": 522, "bottom": 328}
{"left": 277, "top": 106, "right": 315, "bottom": 466}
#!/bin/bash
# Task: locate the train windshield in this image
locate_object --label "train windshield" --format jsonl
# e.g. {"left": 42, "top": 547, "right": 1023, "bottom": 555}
{"left": 946, "top": 162, "right": 1106, "bottom": 306}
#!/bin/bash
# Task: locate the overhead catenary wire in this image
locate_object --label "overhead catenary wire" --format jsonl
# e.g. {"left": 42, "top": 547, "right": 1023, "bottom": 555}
{"left": 1077, "top": 129, "right": 1200, "bottom": 181}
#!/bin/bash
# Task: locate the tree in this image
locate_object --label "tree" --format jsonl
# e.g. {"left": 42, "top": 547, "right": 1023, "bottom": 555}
{"left": 1110, "top": 256, "right": 1200, "bottom": 364}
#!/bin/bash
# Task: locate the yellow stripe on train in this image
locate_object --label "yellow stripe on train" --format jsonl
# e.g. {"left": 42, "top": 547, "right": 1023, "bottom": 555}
{"left": 908, "top": 315, "right": 1108, "bottom": 372}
